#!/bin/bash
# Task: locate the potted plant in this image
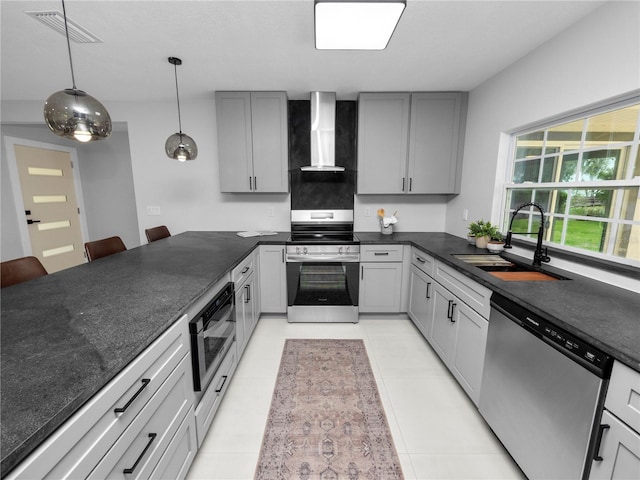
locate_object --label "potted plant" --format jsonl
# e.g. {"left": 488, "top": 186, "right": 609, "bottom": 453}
{"left": 468, "top": 220, "right": 501, "bottom": 249}
{"left": 486, "top": 231, "right": 505, "bottom": 252}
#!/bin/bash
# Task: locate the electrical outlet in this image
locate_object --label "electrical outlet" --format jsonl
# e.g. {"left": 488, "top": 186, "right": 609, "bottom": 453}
{"left": 268, "top": 207, "right": 274, "bottom": 217}
{"left": 146, "top": 206, "right": 161, "bottom": 216}
{"left": 463, "top": 208, "right": 469, "bottom": 221}
{"left": 365, "top": 208, "right": 371, "bottom": 217}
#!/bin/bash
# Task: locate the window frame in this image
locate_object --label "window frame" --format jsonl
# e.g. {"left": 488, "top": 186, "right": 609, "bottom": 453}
{"left": 502, "top": 91, "right": 640, "bottom": 270}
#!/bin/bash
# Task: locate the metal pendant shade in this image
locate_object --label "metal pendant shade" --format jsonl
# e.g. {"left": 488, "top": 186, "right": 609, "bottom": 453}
{"left": 165, "top": 57, "right": 197, "bottom": 161}
{"left": 43, "top": 0, "right": 111, "bottom": 142}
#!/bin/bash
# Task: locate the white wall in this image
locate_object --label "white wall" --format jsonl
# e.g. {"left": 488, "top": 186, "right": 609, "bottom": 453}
{"left": 447, "top": 0, "right": 640, "bottom": 238}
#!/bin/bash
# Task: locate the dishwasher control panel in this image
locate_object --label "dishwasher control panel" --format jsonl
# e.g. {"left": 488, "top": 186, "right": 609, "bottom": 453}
{"left": 492, "top": 293, "right": 612, "bottom": 378}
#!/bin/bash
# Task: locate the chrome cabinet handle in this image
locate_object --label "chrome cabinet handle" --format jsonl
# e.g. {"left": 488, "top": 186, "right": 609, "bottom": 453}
{"left": 114, "top": 378, "right": 150, "bottom": 414}
{"left": 123, "top": 433, "right": 157, "bottom": 474}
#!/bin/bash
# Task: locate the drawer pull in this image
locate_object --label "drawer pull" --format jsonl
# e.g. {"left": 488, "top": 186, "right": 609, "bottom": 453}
{"left": 426, "top": 282, "right": 431, "bottom": 299}
{"left": 593, "top": 424, "right": 610, "bottom": 461}
{"left": 114, "top": 378, "right": 150, "bottom": 414}
{"left": 215, "top": 375, "right": 228, "bottom": 393}
{"left": 374, "top": 252, "right": 389, "bottom": 256}
{"left": 241, "top": 266, "right": 250, "bottom": 274}
{"left": 123, "top": 433, "right": 157, "bottom": 474}
{"left": 416, "top": 256, "right": 425, "bottom": 263}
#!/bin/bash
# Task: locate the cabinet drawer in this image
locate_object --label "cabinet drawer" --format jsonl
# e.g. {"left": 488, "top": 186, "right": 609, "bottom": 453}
{"left": 194, "top": 341, "right": 237, "bottom": 447}
{"left": 150, "top": 409, "right": 197, "bottom": 480}
{"left": 411, "top": 247, "right": 435, "bottom": 277}
{"left": 6, "top": 318, "right": 191, "bottom": 480}
{"left": 589, "top": 410, "right": 640, "bottom": 479}
{"left": 232, "top": 253, "right": 254, "bottom": 286}
{"left": 434, "top": 260, "right": 492, "bottom": 319}
{"left": 605, "top": 361, "right": 640, "bottom": 433}
{"left": 360, "top": 244, "right": 404, "bottom": 262}
{"left": 87, "top": 354, "right": 194, "bottom": 480}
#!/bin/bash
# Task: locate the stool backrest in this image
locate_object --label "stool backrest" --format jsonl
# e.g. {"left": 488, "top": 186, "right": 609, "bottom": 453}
{"left": 1, "top": 256, "right": 48, "bottom": 288}
{"left": 145, "top": 226, "right": 171, "bottom": 243}
{"left": 85, "top": 236, "right": 127, "bottom": 262}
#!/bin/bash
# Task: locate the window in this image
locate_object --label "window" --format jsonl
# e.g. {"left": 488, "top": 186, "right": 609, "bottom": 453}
{"left": 504, "top": 100, "right": 640, "bottom": 266}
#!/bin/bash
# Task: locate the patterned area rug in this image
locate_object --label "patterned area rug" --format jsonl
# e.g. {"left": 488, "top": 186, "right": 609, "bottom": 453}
{"left": 254, "top": 339, "right": 404, "bottom": 480}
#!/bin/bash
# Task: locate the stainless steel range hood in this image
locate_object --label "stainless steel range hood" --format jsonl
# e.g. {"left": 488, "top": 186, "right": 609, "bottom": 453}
{"left": 302, "top": 91, "right": 345, "bottom": 172}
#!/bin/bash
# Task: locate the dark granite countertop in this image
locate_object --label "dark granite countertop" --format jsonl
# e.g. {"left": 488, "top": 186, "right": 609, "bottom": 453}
{"left": 1, "top": 230, "right": 638, "bottom": 477}
{"left": 0, "top": 231, "right": 289, "bottom": 477}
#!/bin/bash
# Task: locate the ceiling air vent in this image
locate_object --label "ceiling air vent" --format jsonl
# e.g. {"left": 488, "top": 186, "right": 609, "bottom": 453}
{"left": 26, "top": 10, "right": 102, "bottom": 43}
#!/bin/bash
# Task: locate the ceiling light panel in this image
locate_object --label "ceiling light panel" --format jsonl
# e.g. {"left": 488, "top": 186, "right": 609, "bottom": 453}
{"left": 26, "top": 10, "right": 102, "bottom": 43}
{"left": 315, "top": 1, "right": 405, "bottom": 50}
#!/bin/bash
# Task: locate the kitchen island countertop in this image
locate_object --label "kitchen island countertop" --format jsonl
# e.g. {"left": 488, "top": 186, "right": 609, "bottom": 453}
{"left": 1, "top": 230, "right": 638, "bottom": 477}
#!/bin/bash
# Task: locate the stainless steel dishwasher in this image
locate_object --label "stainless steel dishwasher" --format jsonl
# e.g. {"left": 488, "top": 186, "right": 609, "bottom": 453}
{"left": 479, "top": 294, "right": 612, "bottom": 480}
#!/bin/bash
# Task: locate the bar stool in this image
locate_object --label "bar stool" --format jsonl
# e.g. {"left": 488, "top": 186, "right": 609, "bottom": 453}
{"left": 85, "top": 236, "right": 127, "bottom": 262}
{"left": 145, "top": 225, "right": 171, "bottom": 243}
{"left": 1, "top": 256, "right": 48, "bottom": 288}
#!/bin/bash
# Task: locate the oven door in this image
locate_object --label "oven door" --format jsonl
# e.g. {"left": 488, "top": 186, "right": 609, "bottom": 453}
{"left": 190, "top": 288, "right": 235, "bottom": 395}
{"left": 286, "top": 261, "right": 359, "bottom": 323}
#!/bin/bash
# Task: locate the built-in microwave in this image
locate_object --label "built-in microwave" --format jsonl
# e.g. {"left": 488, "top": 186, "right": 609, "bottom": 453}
{"left": 189, "top": 282, "right": 235, "bottom": 402}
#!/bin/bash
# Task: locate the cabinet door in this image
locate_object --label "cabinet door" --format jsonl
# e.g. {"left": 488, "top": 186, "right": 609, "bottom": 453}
{"left": 408, "top": 264, "right": 433, "bottom": 339}
{"left": 450, "top": 301, "right": 488, "bottom": 405}
{"left": 357, "top": 93, "right": 411, "bottom": 194}
{"left": 589, "top": 410, "right": 640, "bottom": 480}
{"left": 250, "top": 92, "right": 289, "bottom": 193}
{"left": 359, "top": 262, "right": 403, "bottom": 312}
{"left": 408, "top": 92, "right": 467, "bottom": 194}
{"left": 235, "top": 289, "right": 247, "bottom": 356}
{"left": 259, "top": 245, "right": 287, "bottom": 313}
{"left": 430, "top": 282, "right": 456, "bottom": 363}
{"left": 216, "top": 92, "right": 253, "bottom": 193}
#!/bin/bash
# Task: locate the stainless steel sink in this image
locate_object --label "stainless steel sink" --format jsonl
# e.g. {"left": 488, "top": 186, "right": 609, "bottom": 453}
{"left": 452, "top": 254, "right": 569, "bottom": 281}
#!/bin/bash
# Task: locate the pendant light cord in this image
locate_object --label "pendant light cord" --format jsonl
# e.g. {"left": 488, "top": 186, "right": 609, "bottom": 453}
{"left": 173, "top": 63, "right": 183, "bottom": 134}
{"left": 61, "top": 0, "right": 77, "bottom": 90}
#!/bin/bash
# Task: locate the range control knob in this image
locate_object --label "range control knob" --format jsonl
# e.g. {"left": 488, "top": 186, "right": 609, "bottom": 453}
{"left": 303, "top": 247, "right": 308, "bottom": 255}
{"left": 296, "top": 246, "right": 301, "bottom": 255}
{"left": 338, "top": 246, "right": 344, "bottom": 255}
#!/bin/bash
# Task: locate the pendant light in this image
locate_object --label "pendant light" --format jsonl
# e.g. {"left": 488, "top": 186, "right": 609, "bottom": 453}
{"left": 43, "top": 0, "right": 111, "bottom": 142}
{"left": 165, "top": 57, "right": 197, "bottom": 162}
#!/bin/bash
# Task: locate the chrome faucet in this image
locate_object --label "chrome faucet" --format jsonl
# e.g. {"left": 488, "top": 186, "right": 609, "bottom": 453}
{"left": 503, "top": 202, "right": 551, "bottom": 267}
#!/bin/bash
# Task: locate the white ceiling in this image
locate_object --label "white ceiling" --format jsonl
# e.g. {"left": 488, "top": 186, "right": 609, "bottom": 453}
{"left": 1, "top": 0, "right": 606, "bottom": 103}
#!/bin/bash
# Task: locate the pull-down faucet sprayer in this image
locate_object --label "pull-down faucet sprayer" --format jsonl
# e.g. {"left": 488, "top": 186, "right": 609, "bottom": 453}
{"left": 503, "top": 202, "right": 551, "bottom": 267}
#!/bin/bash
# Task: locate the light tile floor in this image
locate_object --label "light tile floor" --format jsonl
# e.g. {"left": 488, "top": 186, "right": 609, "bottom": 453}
{"left": 186, "top": 316, "right": 526, "bottom": 480}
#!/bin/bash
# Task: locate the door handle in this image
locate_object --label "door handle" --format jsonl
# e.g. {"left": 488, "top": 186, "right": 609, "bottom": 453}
{"left": 409, "top": 178, "right": 413, "bottom": 192}
{"left": 26, "top": 219, "right": 41, "bottom": 225}
{"left": 447, "top": 300, "right": 457, "bottom": 321}
{"left": 593, "top": 424, "right": 610, "bottom": 461}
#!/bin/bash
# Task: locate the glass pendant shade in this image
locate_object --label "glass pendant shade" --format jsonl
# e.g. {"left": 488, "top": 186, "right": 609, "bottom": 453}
{"left": 44, "top": 88, "right": 112, "bottom": 142}
{"left": 165, "top": 132, "right": 197, "bottom": 162}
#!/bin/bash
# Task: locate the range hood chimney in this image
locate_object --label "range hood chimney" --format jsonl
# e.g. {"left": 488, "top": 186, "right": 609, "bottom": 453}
{"left": 302, "top": 91, "right": 345, "bottom": 172}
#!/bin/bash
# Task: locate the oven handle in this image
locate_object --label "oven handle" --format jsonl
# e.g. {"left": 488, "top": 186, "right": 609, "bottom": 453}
{"left": 286, "top": 254, "right": 360, "bottom": 262}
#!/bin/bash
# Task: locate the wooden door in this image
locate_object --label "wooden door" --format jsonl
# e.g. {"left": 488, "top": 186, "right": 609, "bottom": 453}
{"left": 14, "top": 144, "right": 86, "bottom": 272}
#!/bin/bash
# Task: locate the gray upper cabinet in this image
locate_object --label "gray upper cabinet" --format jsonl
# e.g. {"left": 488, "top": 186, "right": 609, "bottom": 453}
{"left": 357, "top": 93, "right": 411, "bottom": 194}
{"left": 357, "top": 92, "right": 468, "bottom": 194}
{"left": 216, "top": 91, "right": 288, "bottom": 193}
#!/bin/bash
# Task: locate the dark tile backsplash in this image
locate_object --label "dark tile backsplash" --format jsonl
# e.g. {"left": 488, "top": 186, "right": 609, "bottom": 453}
{"left": 289, "top": 100, "right": 357, "bottom": 210}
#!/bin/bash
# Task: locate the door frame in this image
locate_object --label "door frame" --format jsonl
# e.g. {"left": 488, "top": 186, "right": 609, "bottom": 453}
{"left": 4, "top": 136, "right": 90, "bottom": 257}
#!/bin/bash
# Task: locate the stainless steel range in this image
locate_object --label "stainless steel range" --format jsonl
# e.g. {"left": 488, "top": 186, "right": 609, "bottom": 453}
{"left": 286, "top": 210, "right": 360, "bottom": 323}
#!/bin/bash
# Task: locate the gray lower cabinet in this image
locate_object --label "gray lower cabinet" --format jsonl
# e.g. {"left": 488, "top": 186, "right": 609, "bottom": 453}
{"left": 234, "top": 254, "right": 257, "bottom": 358}
{"left": 259, "top": 245, "right": 287, "bottom": 313}
{"left": 6, "top": 317, "right": 196, "bottom": 480}
{"left": 589, "top": 361, "right": 640, "bottom": 479}
{"left": 359, "top": 245, "right": 404, "bottom": 313}
{"left": 408, "top": 249, "right": 489, "bottom": 406}
{"left": 216, "top": 91, "right": 288, "bottom": 193}
{"left": 357, "top": 92, "right": 467, "bottom": 194}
